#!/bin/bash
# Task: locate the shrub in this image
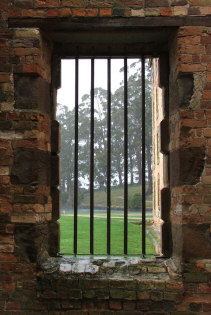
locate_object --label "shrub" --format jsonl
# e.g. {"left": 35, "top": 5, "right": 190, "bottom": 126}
{"left": 129, "top": 192, "right": 142, "bottom": 210}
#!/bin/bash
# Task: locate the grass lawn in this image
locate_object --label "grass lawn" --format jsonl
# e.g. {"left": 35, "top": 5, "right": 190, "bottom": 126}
{"left": 59, "top": 213, "right": 155, "bottom": 255}
{"left": 80, "top": 184, "right": 152, "bottom": 210}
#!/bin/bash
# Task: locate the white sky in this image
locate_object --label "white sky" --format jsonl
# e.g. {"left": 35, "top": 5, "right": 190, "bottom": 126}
{"left": 57, "top": 59, "right": 139, "bottom": 109}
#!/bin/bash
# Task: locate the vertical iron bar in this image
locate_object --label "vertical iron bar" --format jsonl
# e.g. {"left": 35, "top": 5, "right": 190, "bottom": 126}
{"left": 141, "top": 56, "right": 146, "bottom": 255}
{"left": 107, "top": 58, "right": 111, "bottom": 255}
{"left": 90, "top": 58, "right": 95, "bottom": 255}
{"left": 124, "top": 58, "right": 128, "bottom": 255}
{"left": 74, "top": 57, "right": 79, "bottom": 255}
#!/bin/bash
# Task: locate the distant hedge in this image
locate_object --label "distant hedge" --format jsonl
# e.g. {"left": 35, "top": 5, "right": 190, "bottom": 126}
{"left": 129, "top": 193, "right": 142, "bottom": 210}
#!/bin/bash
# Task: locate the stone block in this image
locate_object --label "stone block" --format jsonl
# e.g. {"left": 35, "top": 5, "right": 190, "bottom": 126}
{"left": 48, "top": 221, "right": 60, "bottom": 256}
{"left": 172, "top": 223, "right": 211, "bottom": 260}
{"left": 14, "top": 75, "right": 51, "bottom": 114}
{"left": 51, "top": 187, "right": 60, "bottom": 221}
{"left": 14, "top": 223, "right": 49, "bottom": 262}
{"left": 51, "top": 155, "right": 60, "bottom": 187}
{"left": 51, "top": 120, "right": 61, "bottom": 154}
{"left": 170, "top": 147, "right": 205, "bottom": 187}
{"left": 161, "top": 187, "right": 170, "bottom": 222}
{"left": 162, "top": 222, "right": 172, "bottom": 257}
{"left": 159, "top": 53, "right": 169, "bottom": 88}
{"left": 159, "top": 119, "right": 169, "bottom": 154}
{"left": 11, "top": 148, "right": 51, "bottom": 185}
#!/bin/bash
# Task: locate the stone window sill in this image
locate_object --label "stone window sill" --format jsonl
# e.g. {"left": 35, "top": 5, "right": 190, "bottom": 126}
{"left": 40, "top": 256, "right": 180, "bottom": 280}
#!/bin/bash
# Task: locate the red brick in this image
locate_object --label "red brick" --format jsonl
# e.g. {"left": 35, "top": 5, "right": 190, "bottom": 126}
{"left": 179, "top": 63, "right": 206, "bottom": 72}
{"left": 109, "top": 301, "right": 122, "bottom": 310}
{"left": 146, "top": 0, "right": 169, "bottom": 7}
{"left": 0, "top": 244, "right": 14, "bottom": 253}
{"left": 0, "top": 74, "right": 10, "bottom": 83}
{"left": 0, "top": 203, "right": 12, "bottom": 213}
{"left": 192, "top": 54, "right": 200, "bottom": 63}
{"left": 160, "top": 7, "right": 172, "bottom": 16}
{"left": 179, "top": 27, "right": 203, "bottom": 36}
{"left": 205, "top": 82, "right": 211, "bottom": 90}
{"left": 59, "top": 8, "right": 72, "bottom": 16}
{"left": 178, "top": 36, "right": 193, "bottom": 45}
{"left": 7, "top": 113, "right": 19, "bottom": 121}
{"left": 183, "top": 195, "right": 202, "bottom": 204}
{"left": 47, "top": 9, "right": 59, "bottom": 17}
{"left": 6, "top": 301, "right": 21, "bottom": 310}
{"left": 89, "top": 0, "right": 112, "bottom": 6}
{"left": 203, "top": 303, "right": 211, "bottom": 312}
{"left": 0, "top": 176, "right": 10, "bottom": 185}
{"left": 3, "top": 282, "right": 15, "bottom": 291}
{"left": 0, "top": 235, "right": 13, "bottom": 244}
{"left": 194, "top": 110, "right": 205, "bottom": 119}
{"left": 62, "top": 0, "right": 88, "bottom": 7}
{"left": 86, "top": 8, "right": 98, "bottom": 16}
{"left": 190, "top": 0, "right": 211, "bottom": 5}
{"left": 180, "top": 44, "right": 205, "bottom": 54}
{"left": 117, "top": 0, "right": 142, "bottom": 7}
{"left": 182, "top": 119, "right": 206, "bottom": 128}
{"left": 0, "top": 254, "right": 18, "bottom": 262}
{"left": 207, "top": 72, "right": 211, "bottom": 81}
{"left": 201, "top": 55, "right": 211, "bottom": 63}
{"left": 197, "top": 263, "right": 205, "bottom": 272}
{"left": 202, "top": 101, "right": 211, "bottom": 109}
{"left": 201, "top": 35, "right": 211, "bottom": 44}
{"left": 72, "top": 9, "right": 86, "bottom": 16}
{"left": 193, "top": 36, "right": 201, "bottom": 44}
{"left": 206, "top": 44, "right": 211, "bottom": 54}
{"left": 99, "top": 8, "right": 112, "bottom": 16}
{"left": 202, "top": 91, "right": 211, "bottom": 100}
{"left": 123, "top": 301, "right": 136, "bottom": 310}
{"left": 9, "top": 9, "right": 21, "bottom": 17}
{"left": 35, "top": 0, "right": 60, "bottom": 7}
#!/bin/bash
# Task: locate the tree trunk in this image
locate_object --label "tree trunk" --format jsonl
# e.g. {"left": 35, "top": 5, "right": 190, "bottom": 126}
{"left": 136, "top": 149, "right": 142, "bottom": 184}
{"left": 129, "top": 155, "right": 134, "bottom": 185}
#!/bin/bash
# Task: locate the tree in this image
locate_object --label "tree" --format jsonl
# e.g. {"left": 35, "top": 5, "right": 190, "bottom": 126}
{"left": 57, "top": 59, "right": 153, "bottom": 207}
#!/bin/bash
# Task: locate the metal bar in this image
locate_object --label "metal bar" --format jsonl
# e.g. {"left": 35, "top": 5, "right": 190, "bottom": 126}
{"left": 124, "top": 58, "right": 128, "bottom": 255}
{"left": 90, "top": 58, "right": 95, "bottom": 255}
{"left": 107, "top": 58, "right": 111, "bottom": 255}
{"left": 74, "top": 57, "right": 79, "bottom": 255}
{"left": 60, "top": 252, "right": 156, "bottom": 256}
{"left": 141, "top": 56, "right": 146, "bottom": 255}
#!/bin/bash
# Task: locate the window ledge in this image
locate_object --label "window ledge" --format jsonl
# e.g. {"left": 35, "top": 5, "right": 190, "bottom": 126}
{"left": 39, "top": 256, "right": 181, "bottom": 281}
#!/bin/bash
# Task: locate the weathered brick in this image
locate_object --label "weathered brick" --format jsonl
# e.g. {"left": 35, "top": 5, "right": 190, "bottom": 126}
{"left": 72, "top": 8, "right": 86, "bottom": 16}
{"left": 99, "top": 8, "right": 112, "bottom": 16}
{"left": 35, "top": 0, "right": 60, "bottom": 8}
{"left": 109, "top": 300, "right": 122, "bottom": 310}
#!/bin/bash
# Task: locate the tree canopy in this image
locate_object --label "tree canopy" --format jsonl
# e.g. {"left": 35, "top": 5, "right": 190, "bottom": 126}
{"left": 57, "top": 60, "right": 152, "bottom": 208}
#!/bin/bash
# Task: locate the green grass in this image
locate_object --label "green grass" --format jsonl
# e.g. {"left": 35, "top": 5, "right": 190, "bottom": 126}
{"left": 59, "top": 213, "right": 155, "bottom": 255}
{"left": 80, "top": 184, "right": 152, "bottom": 210}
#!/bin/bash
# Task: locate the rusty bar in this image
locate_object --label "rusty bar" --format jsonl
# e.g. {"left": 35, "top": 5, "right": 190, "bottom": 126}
{"left": 107, "top": 58, "right": 111, "bottom": 255}
{"left": 90, "top": 58, "right": 95, "bottom": 254}
{"left": 124, "top": 58, "right": 128, "bottom": 255}
{"left": 141, "top": 56, "right": 146, "bottom": 255}
{"left": 74, "top": 57, "right": 79, "bottom": 255}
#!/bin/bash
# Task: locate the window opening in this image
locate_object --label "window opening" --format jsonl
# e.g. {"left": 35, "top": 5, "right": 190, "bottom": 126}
{"left": 57, "top": 57, "right": 157, "bottom": 256}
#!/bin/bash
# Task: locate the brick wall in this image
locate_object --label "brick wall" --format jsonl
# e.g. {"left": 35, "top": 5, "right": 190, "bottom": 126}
{"left": 0, "top": 0, "right": 211, "bottom": 314}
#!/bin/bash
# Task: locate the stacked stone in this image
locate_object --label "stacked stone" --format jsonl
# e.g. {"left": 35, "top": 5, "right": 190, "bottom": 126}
{"left": 0, "top": 0, "right": 211, "bottom": 314}
{"left": 7, "top": 0, "right": 211, "bottom": 19}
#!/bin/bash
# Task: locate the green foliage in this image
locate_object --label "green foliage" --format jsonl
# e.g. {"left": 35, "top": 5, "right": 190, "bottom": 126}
{"left": 129, "top": 192, "right": 142, "bottom": 210}
{"left": 80, "top": 184, "right": 152, "bottom": 210}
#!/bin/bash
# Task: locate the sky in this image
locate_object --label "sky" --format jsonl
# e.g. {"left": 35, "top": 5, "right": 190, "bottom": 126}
{"left": 57, "top": 58, "right": 139, "bottom": 110}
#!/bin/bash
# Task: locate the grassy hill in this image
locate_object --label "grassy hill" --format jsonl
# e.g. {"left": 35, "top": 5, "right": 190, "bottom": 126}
{"left": 79, "top": 184, "right": 152, "bottom": 210}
